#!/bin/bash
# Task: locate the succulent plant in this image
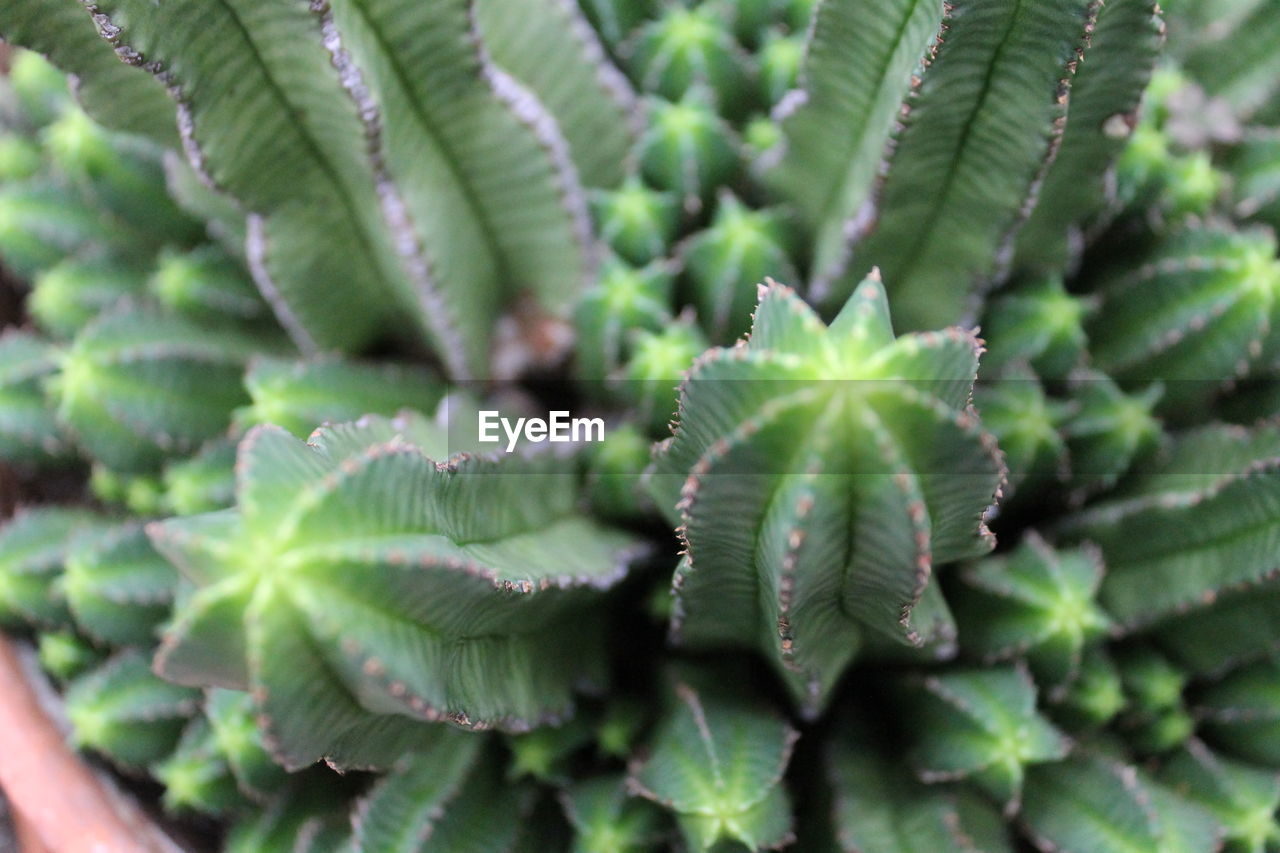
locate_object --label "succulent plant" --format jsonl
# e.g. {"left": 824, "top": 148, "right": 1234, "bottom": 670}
{"left": 149, "top": 412, "right": 644, "bottom": 768}
{"left": 650, "top": 278, "right": 1003, "bottom": 707}
{"left": 2, "top": 0, "right": 1280, "bottom": 849}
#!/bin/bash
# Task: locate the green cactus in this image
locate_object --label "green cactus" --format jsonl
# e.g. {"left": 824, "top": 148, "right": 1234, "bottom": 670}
{"left": 574, "top": 255, "right": 675, "bottom": 383}
{"left": 1021, "top": 752, "right": 1220, "bottom": 853}
{"left": 29, "top": 258, "right": 148, "bottom": 340}
{"left": 560, "top": 774, "right": 667, "bottom": 853}
{"left": 48, "top": 308, "right": 286, "bottom": 471}
{"left": 1161, "top": 740, "right": 1280, "bottom": 852}
{"left": 680, "top": 193, "right": 796, "bottom": 343}
{"left": 36, "top": 628, "right": 101, "bottom": 682}
{"left": 590, "top": 177, "right": 681, "bottom": 267}
{"left": 0, "top": 329, "right": 71, "bottom": 465}
{"left": 61, "top": 523, "right": 178, "bottom": 647}
{"left": 233, "top": 355, "right": 444, "bottom": 439}
{"left": 650, "top": 278, "right": 1003, "bottom": 707}
{"left": 0, "top": 507, "right": 105, "bottom": 629}
{"left": 162, "top": 439, "right": 238, "bottom": 516}
{"left": 1198, "top": 659, "right": 1280, "bottom": 767}
{"left": 979, "top": 277, "right": 1091, "bottom": 380}
{"left": 65, "top": 650, "right": 201, "bottom": 770}
{"left": 952, "top": 535, "right": 1110, "bottom": 692}
{"left": 638, "top": 94, "right": 740, "bottom": 212}
{"left": 149, "top": 412, "right": 643, "bottom": 768}
{"left": 153, "top": 716, "right": 248, "bottom": 815}
{"left": 901, "top": 666, "right": 1070, "bottom": 814}
{"left": 148, "top": 246, "right": 268, "bottom": 323}
{"left": 628, "top": 681, "right": 797, "bottom": 852}
{"left": 627, "top": 6, "right": 751, "bottom": 119}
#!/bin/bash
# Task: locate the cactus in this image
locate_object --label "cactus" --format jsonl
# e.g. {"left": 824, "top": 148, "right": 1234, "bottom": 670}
{"left": 6, "top": 0, "right": 1280, "bottom": 848}
{"left": 627, "top": 681, "right": 797, "bottom": 852}
{"left": 650, "top": 278, "right": 1003, "bottom": 707}
{"left": 65, "top": 650, "right": 200, "bottom": 770}
{"left": 233, "top": 355, "right": 444, "bottom": 439}
{"left": 61, "top": 523, "right": 178, "bottom": 647}
{"left": 49, "top": 309, "right": 284, "bottom": 472}
{"left": 952, "top": 535, "right": 1110, "bottom": 692}
{"left": 0, "top": 329, "right": 71, "bottom": 465}
{"left": 680, "top": 194, "right": 796, "bottom": 343}
{"left": 901, "top": 666, "right": 1070, "bottom": 814}
{"left": 149, "top": 413, "right": 644, "bottom": 768}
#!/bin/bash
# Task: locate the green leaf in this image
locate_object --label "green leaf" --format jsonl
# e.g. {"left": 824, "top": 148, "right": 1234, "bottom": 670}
{"left": 818, "top": 0, "right": 1098, "bottom": 330}
{"left": 65, "top": 650, "right": 201, "bottom": 770}
{"left": 1012, "top": 0, "right": 1164, "bottom": 272}
{"left": 225, "top": 777, "right": 356, "bottom": 853}
{"left": 0, "top": 180, "right": 143, "bottom": 278}
{"left": 49, "top": 307, "right": 286, "bottom": 472}
{"left": 902, "top": 665, "right": 1070, "bottom": 813}
{"left": 150, "top": 413, "right": 644, "bottom": 769}
{"left": 764, "top": 0, "right": 944, "bottom": 287}
{"left": 62, "top": 522, "right": 179, "bottom": 647}
{"left": 1179, "top": 0, "right": 1280, "bottom": 119}
{"left": 1021, "top": 752, "right": 1222, "bottom": 853}
{"left": 0, "top": 0, "right": 179, "bottom": 145}
{"left": 473, "top": 0, "right": 638, "bottom": 189}
{"left": 1150, "top": 582, "right": 1280, "bottom": 678}
{"left": 234, "top": 355, "right": 444, "bottom": 439}
{"left": 649, "top": 279, "right": 1003, "bottom": 709}
{"left": 628, "top": 682, "right": 797, "bottom": 852}
{"left": 953, "top": 534, "right": 1110, "bottom": 692}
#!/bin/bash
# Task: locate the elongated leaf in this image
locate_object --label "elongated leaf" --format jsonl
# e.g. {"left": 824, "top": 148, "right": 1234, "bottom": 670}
{"left": 1151, "top": 582, "right": 1280, "bottom": 678}
{"left": 1012, "top": 0, "right": 1164, "bottom": 272}
{"left": 821, "top": 0, "right": 1098, "bottom": 329}
{"left": 628, "top": 682, "right": 797, "bottom": 852}
{"left": 150, "top": 413, "right": 644, "bottom": 769}
{"left": 649, "top": 278, "right": 1003, "bottom": 709}
{"left": 0, "top": 0, "right": 178, "bottom": 145}
{"left": 474, "top": 0, "right": 638, "bottom": 188}
{"left": 1180, "top": 0, "right": 1280, "bottom": 119}
{"left": 765, "top": 0, "right": 944, "bottom": 286}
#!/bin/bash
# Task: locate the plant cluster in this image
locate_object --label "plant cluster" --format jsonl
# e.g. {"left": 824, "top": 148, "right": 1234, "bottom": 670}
{"left": 0, "top": 0, "right": 1279, "bottom": 850}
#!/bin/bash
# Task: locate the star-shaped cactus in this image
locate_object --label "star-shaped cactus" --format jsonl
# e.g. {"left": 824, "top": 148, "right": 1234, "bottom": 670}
{"left": 650, "top": 276, "right": 1005, "bottom": 709}
{"left": 148, "top": 411, "right": 645, "bottom": 769}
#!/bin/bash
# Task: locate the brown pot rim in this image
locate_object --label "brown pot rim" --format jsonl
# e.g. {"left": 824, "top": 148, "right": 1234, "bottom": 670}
{"left": 0, "top": 635, "right": 186, "bottom": 853}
